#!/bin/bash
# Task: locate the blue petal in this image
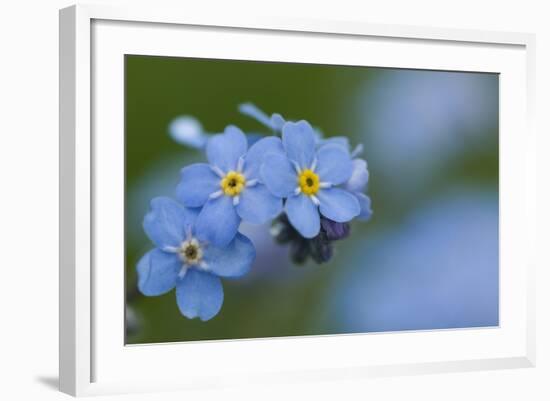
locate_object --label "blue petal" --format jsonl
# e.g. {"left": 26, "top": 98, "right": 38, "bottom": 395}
{"left": 176, "top": 269, "right": 223, "bottom": 321}
{"left": 285, "top": 194, "right": 320, "bottom": 238}
{"left": 246, "top": 133, "right": 263, "bottom": 147}
{"left": 345, "top": 159, "right": 369, "bottom": 193}
{"left": 238, "top": 103, "right": 274, "bottom": 130}
{"left": 168, "top": 116, "right": 209, "bottom": 149}
{"left": 206, "top": 125, "right": 248, "bottom": 172}
{"left": 143, "top": 197, "right": 198, "bottom": 248}
{"left": 176, "top": 163, "right": 220, "bottom": 207}
{"left": 136, "top": 249, "right": 180, "bottom": 296}
{"left": 317, "top": 136, "right": 350, "bottom": 150}
{"left": 282, "top": 120, "right": 316, "bottom": 169}
{"left": 204, "top": 233, "right": 256, "bottom": 278}
{"left": 315, "top": 144, "right": 353, "bottom": 185}
{"left": 260, "top": 153, "right": 297, "bottom": 198}
{"left": 195, "top": 195, "right": 240, "bottom": 247}
{"left": 355, "top": 192, "right": 373, "bottom": 221}
{"left": 271, "top": 113, "right": 286, "bottom": 131}
{"left": 236, "top": 184, "right": 283, "bottom": 224}
{"left": 317, "top": 188, "right": 360, "bottom": 222}
{"left": 244, "top": 136, "right": 284, "bottom": 179}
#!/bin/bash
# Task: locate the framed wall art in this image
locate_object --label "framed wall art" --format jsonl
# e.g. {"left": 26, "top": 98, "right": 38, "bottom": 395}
{"left": 59, "top": 4, "right": 536, "bottom": 396}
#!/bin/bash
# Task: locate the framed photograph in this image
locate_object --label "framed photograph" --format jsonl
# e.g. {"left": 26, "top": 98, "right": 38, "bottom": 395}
{"left": 59, "top": 4, "right": 536, "bottom": 396}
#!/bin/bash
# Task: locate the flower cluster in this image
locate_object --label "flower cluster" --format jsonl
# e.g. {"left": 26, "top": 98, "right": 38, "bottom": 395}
{"left": 137, "top": 104, "right": 372, "bottom": 320}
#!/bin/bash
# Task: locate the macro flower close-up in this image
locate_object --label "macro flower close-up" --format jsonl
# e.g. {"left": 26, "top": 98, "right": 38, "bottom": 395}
{"left": 177, "top": 125, "right": 284, "bottom": 246}
{"left": 137, "top": 197, "right": 256, "bottom": 321}
{"left": 261, "top": 120, "right": 360, "bottom": 238}
{"left": 124, "top": 55, "right": 497, "bottom": 344}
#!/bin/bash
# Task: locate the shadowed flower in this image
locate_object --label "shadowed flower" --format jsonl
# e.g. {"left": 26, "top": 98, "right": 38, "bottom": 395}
{"left": 137, "top": 197, "right": 256, "bottom": 321}
{"left": 261, "top": 120, "right": 360, "bottom": 238}
{"left": 271, "top": 214, "right": 349, "bottom": 264}
{"left": 177, "top": 126, "right": 283, "bottom": 246}
{"left": 321, "top": 218, "right": 351, "bottom": 240}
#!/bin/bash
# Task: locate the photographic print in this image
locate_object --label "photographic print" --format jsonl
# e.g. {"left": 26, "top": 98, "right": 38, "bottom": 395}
{"left": 125, "top": 56, "right": 499, "bottom": 344}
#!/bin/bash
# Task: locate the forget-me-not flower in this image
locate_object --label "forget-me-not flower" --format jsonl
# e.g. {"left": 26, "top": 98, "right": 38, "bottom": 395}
{"left": 177, "top": 126, "right": 283, "bottom": 247}
{"left": 137, "top": 197, "right": 256, "bottom": 321}
{"left": 239, "top": 103, "right": 350, "bottom": 151}
{"left": 315, "top": 135, "right": 372, "bottom": 222}
{"left": 239, "top": 103, "right": 285, "bottom": 132}
{"left": 324, "top": 141, "right": 372, "bottom": 222}
{"left": 345, "top": 158, "right": 373, "bottom": 221}
{"left": 261, "top": 120, "right": 360, "bottom": 238}
{"left": 169, "top": 115, "right": 211, "bottom": 149}
{"left": 169, "top": 115, "right": 261, "bottom": 149}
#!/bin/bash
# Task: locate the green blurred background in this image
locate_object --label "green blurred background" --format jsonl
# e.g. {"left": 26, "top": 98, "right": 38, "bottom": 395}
{"left": 125, "top": 55, "right": 499, "bottom": 344}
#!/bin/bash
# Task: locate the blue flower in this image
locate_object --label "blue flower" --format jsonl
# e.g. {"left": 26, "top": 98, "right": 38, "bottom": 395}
{"left": 169, "top": 115, "right": 260, "bottom": 149}
{"left": 345, "top": 158, "right": 373, "bottom": 221}
{"left": 177, "top": 126, "right": 283, "bottom": 247}
{"left": 317, "top": 138, "right": 372, "bottom": 222}
{"left": 332, "top": 142, "right": 372, "bottom": 222}
{"left": 137, "top": 197, "right": 256, "bottom": 321}
{"left": 316, "top": 135, "right": 350, "bottom": 149}
{"left": 239, "top": 103, "right": 285, "bottom": 132}
{"left": 261, "top": 120, "right": 360, "bottom": 238}
{"left": 169, "top": 116, "right": 211, "bottom": 149}
{"left": 239, "top": 103, "right": 342, "bottom": 149}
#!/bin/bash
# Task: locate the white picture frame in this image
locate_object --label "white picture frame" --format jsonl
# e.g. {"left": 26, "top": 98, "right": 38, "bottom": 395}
{"left": 59, "top": 3, "right": 536, "bottom": 397}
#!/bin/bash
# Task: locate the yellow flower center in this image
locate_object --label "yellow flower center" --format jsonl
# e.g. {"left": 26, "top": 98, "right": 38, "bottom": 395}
{"left": 220, "top": 171, "right": 246, "bottom": 196}
{"left": 298, "top": 169, "right": 320, "bottom": 195}
{"left": 180, "top": 238, "right": 203, "bottom": 265}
